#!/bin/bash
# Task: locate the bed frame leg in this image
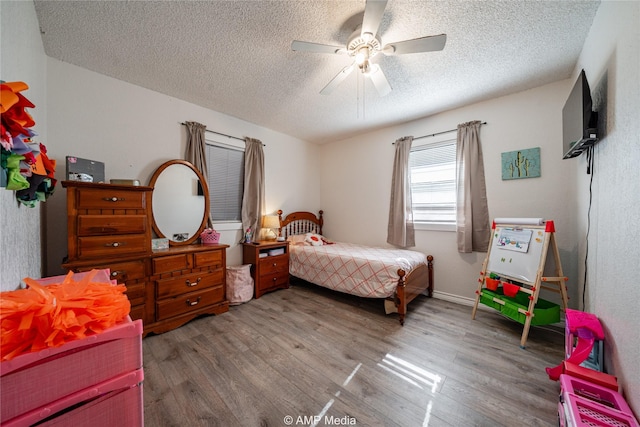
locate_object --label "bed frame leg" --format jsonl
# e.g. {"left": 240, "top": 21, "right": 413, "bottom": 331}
{"left": 396, "top": 270, "right": 407, "bottom": 326}
{"left": 427, "top": 255, "right": 434, "bottom": 298}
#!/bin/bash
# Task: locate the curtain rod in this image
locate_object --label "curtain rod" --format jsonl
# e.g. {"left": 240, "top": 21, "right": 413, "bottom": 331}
{"left": 180, "top": 122, "right": 244, "bottom": 142}
{"left": 414, "top": 121, "right": 487, "bottom": 141}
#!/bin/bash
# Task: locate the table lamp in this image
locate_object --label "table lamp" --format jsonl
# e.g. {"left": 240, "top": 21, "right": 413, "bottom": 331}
{"left": 262, "top": 215, "right": 280, "bottom": 241}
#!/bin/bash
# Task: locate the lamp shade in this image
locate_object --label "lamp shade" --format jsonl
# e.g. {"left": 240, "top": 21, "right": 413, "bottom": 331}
{"left": 262, "top": 215, "right": 280, "bottom": 229}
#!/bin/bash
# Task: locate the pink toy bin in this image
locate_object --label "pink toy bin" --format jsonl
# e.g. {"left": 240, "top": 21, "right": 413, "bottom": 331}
{"left": 558, "top": 374, "right": 639, "bottom": 427}
{"left": 0, "top": 318, "right": 143, "bottom": 424}
{"left": 3, "top": 369, "right": 143, "bottom": 427}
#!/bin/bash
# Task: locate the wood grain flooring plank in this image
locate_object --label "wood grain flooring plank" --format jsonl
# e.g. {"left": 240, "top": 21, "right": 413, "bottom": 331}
{"left": 143, "top": 284, "right": 565, "bottom": 426}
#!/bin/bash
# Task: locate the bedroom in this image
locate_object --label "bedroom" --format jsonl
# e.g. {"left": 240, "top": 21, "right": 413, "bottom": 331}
{"left": 1, "top": 0, "right": 638, "bottom": 424}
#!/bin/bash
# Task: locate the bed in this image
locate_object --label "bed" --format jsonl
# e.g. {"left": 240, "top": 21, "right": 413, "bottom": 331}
{"left": 278, "top": 210, "right": 434, "bottom": 325}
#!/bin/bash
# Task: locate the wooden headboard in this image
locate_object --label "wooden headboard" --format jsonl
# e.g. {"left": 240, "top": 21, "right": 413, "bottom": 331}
{"left": 277, "top": 210, "right": 323, "bottom": 238}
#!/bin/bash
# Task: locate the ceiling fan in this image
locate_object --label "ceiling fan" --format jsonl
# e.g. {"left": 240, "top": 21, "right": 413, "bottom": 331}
{"left": 291, "top": 0, "right": 446, "bottom": 97}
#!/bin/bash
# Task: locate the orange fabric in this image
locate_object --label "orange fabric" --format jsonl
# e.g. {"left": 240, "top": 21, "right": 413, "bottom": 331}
{"left": 0, "top": 270, "right": 130, "bottom": 362}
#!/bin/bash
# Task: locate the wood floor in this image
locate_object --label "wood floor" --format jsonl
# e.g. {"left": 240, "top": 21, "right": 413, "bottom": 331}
{"left": 142, "top": 281, "right": 564, "bottom": 426}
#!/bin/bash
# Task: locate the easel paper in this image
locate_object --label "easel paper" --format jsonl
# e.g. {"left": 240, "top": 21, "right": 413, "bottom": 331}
{"left": 497, "top": 228, "right": 533, "bottom": 253}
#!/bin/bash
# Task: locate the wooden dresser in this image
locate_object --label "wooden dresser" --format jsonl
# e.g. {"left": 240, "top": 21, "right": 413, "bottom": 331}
{"left": 242, "top": 240, "right": 290, "bottom": 298}
{"left": 62, "top": 181, "right": 229, "bottom": 335}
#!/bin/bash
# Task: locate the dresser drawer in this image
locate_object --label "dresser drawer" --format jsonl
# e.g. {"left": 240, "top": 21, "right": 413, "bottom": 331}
{"left": 260, "top": 271, "right": 289, "bottom": 287}
{"left": 77, "top": 234, "right": 148, "bottom": 259}
{"left": 156, "top": 270, "right": 224, "bottom": 299}
{"left": 156, "top": 286, "right": 225, "bottom": 321}
{"left": 129, "top": 304, "right": 145, "bottom": 322}
{"left": 106, "top": 259, "right": 146, "bottom": 282}
{"left": 77, "top": 188, "right": 146, "bottom": 210}
{"left": 259, "top": 255, "right": 289, "bottom": 275}
{"left": 74, "top": 259, "right": 146, "bottom": 282}
{"left": 125, "top": 281, "right": 146, "bottom": 304}
{"left": 152, "top": 254, "right": 191, "bottom": 274}
{"left": 193, "top": 250, "right": 223, "bottom": 268}
{"left": 78, "top": 215, "right": 147, "bottom": 236}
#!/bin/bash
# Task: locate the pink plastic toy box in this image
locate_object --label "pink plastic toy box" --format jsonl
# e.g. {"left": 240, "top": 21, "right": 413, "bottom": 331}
{"left": 0, "top": 317, "right": 143, "bottom": 423}
{"left": 558, "top": 374, "right": 639, "bottom": 427}
{"left": 3, "top": 368, "right": 143, "bottom": 427}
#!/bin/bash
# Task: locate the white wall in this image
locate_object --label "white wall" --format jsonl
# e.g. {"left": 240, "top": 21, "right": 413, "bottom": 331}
{"left": 43, "top": 58, "right": 321, "bottom": 275}
{"left": 0, "top": 1, "right": 47, "bottom": 291}
{"left": 320, "top": 79, "right": 578, "bottom": 307}
{"left": 574, "top": 0, "right": 640, "bottom": 412}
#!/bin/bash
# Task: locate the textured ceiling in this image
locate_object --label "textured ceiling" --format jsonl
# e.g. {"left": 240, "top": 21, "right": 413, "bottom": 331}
{"left": 34, "top": 0, "right": 600, "bottom": 144}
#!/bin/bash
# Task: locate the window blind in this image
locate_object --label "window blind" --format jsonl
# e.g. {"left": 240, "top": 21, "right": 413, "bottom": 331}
{"left": 205, "top": 143, "right": 244, "bottom": 222}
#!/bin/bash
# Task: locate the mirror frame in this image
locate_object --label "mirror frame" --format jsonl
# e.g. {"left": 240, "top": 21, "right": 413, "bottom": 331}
{"left": 149, "top": 159, "right": 210, "bottom": 246}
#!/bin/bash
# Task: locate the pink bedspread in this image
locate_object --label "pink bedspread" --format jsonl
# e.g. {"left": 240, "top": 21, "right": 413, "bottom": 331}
{"left": 289, "top": 242, "right": 428, "bottom": 298}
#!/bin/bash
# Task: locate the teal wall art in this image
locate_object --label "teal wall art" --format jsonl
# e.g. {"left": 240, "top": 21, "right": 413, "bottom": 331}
{"left": 501, "top": 147, "right": 541, "bottom": 180}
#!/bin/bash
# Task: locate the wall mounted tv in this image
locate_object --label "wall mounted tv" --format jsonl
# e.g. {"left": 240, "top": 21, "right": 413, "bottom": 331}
{"left": 562, "top": 69, "right": 598, "bottom": 159}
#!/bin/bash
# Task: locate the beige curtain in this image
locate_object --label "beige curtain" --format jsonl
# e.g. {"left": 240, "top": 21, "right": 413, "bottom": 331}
{"left": 184, "top": 121, "right": 212, "bottom": 228}
{"left": 241, "top": 137, "right": 265, "bottom": 242}
{"left": 456, "top": 121, "right": 490, "bottom": 252}
{"left": 387, "top": 136, "right": 415, "bottom": 247}
{"left": 184, "top": 121, "right": 208, "bottom": 177}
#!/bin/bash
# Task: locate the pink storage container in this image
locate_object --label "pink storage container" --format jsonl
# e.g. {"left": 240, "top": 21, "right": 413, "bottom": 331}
{"left": 0, "top": 318, "right": 143, "bottom": 423}
{"left": 200, "top": 229, "right": 221, "bottom": 244}
{"left": 559, "top": 374, "right": 639, "bottom": 427}
{"left": 3, "top": 368, "right": 143, "bottom": 427}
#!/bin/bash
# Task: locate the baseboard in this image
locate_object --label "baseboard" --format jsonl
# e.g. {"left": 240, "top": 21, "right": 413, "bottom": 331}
{"left": 432, "top": 290, "right": 478, "bottom": 307}
{"left": 431, "top": 291, "right": 496, "bottom": 313}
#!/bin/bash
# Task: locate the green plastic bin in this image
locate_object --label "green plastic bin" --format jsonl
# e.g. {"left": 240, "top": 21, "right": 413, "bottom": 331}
{"left": 479, "top": 288, "right": 560, "bottom": 326}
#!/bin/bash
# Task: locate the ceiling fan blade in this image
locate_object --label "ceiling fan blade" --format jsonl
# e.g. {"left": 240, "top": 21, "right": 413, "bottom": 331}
{"left": 383, "top": 34, "right": 447, "bottom": 55}
{"left": 320, "top": 64, "right": 355, "bottom": 95}
{"left": 291, "top": 40, "right": 346, "bottom": 54}
{"left": 368, "top": 64, "right": 392, "bottom": 96}
{"left": 361, "top": 0, "right": 388, "bottom": 39}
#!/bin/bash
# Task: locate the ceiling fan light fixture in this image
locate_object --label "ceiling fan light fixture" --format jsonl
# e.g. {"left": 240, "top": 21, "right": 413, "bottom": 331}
{"left": 354, "top": 46, "right": 369, "bottom": 66}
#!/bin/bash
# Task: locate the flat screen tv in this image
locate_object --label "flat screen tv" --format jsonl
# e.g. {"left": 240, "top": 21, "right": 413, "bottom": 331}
{"left": 562, "top": 69, "right": 598, "bottom": 159}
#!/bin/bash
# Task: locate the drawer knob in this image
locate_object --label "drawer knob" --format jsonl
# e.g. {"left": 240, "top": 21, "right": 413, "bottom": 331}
{"left": 272, "top": 263, "right": 277, "bottom": 267}
{"left": 186, "top": 297, "right": 201, "bottom": 306}
{"left": 105, "top": 242, "right": 125, "bottom": 247}
{"left": 111, "top": 270, "right": 122, "bottom": 277}
{"left": 185, "top": 277, "right": 202, "bottom": 287}
{"left": 103, "top": 196, "right": 125, "bottom": 202}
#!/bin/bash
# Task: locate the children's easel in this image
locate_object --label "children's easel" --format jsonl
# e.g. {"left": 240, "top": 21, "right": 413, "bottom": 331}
{"left": 471, "top": 218, "right": 569, "bottom": 348}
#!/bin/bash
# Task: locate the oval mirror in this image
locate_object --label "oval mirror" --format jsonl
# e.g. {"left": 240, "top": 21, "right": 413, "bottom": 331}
{"left": 149, "top": 160, "right": 210, "bottom": 246}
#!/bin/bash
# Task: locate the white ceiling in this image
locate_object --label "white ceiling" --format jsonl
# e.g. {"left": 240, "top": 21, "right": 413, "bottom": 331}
{"left": 33, "top": 0, "right": 600, "bottom": 144}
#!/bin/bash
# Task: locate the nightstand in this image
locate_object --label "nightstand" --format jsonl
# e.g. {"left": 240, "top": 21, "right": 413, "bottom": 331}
{"left": 242, "top": 240, "right": 290, "bottom": 298}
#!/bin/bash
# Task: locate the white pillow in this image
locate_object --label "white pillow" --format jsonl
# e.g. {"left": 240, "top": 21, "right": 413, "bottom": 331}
{"left": 304, "top": 233, "right": 324, "bottom": 246}
{"left": 287, "top": 234, "right": 307, "bottom": 245}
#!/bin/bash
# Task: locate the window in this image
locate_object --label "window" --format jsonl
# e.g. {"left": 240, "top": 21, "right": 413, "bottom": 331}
{"left": 205, "top": 141, "right": 244, "bottom": 222}
{"left": 409, "top": 139, "right": 456, "bottom": 226}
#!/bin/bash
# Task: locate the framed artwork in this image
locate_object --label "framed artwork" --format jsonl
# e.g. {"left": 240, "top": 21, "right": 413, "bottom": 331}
{"left": 501, "top": 147, "right": 541, "bottom": 180}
